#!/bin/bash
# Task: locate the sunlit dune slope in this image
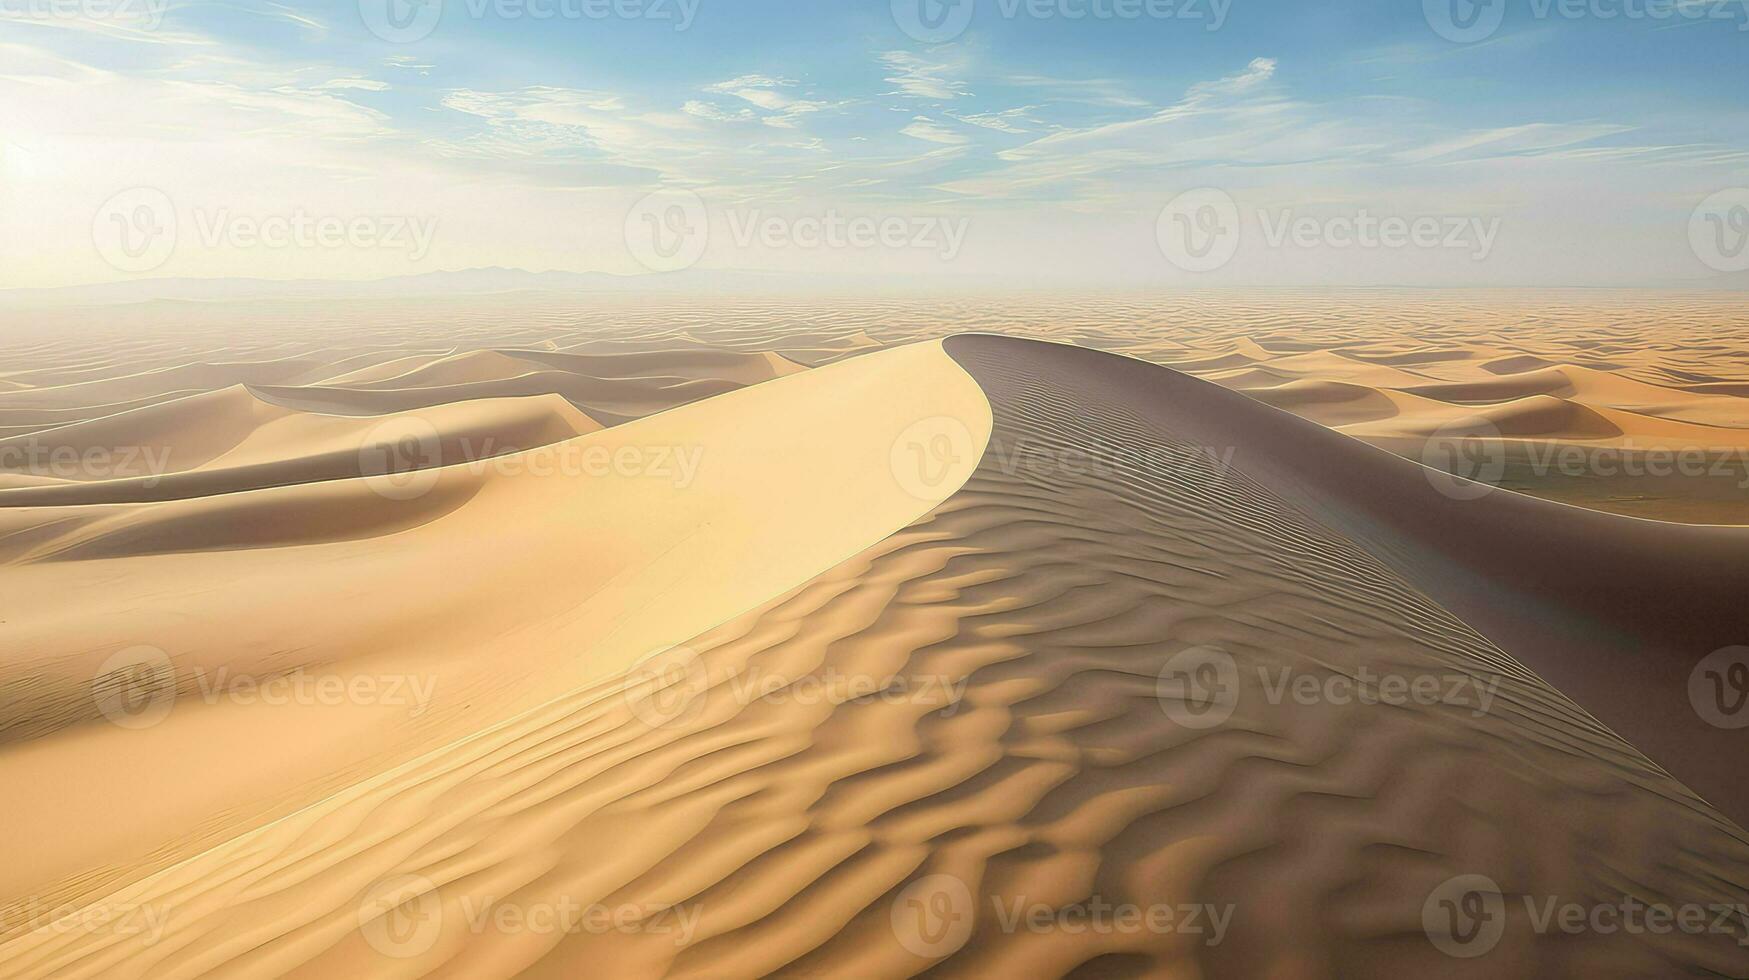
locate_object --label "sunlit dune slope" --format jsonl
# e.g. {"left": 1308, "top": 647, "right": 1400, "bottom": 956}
{"left": 0, "top": 340, "right": 989, "bottom": 958}
{"left": 2, "top": 335, "right": 1743, "bottom": 979}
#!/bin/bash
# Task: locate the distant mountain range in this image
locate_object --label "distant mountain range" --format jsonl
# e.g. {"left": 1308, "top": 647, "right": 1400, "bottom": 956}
{"left": 1, "top": 266, "right": 1743, "bottom": 308}
{"left": 0, "top": 267, "right": 875, "bottom": 308}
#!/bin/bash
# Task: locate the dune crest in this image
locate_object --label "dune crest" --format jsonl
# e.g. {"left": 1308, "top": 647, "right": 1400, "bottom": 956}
{"left": 3, "top": 332, "right": 1744, "bottom": 979}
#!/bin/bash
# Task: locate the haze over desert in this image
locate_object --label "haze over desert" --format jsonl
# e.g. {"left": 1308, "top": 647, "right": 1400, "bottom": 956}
{"left": 5, "top": 0, "right": 1749, "bottom": 975}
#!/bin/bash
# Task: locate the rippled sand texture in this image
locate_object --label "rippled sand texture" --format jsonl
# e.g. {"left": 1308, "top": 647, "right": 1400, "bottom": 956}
{"left": 3, "top": 292, "right": 1749, "bottom": 978}
{"left": 3, "top": 322, "right": 1746, "bottom": 978}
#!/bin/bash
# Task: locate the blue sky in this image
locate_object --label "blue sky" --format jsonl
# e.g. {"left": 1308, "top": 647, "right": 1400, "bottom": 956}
{"left": 2, "top": 0, "right": 1747, "bottom": 288}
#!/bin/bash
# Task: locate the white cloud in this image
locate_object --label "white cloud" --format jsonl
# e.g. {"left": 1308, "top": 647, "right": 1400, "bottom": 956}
{"left": 880, "top": 51, "right": 966, "bottom": 101}
{"left": 315, "top": 78, "right": 389, "bottom": 92}
{"left": 948, "top": 106, "right": 1040, "bottom": 134}
{"left": 705, "top": 73, "right": 796, "bottom": 110}
{"left": 900, "top": 116, "right": 970, "bottom": 145}
{"left": 1395, "top": 122, "right": 1633, "bottom": 164}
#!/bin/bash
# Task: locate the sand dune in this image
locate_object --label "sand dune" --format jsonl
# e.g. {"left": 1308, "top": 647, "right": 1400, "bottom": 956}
{"left": 0, "top": 388, "right": 599, "bottom": 505}
{"left": 1, "top": 294, "right": 1747, "bottom": 979}
{"left": 0, "top": 340, "right": 988, "bottom": 969}
{"left": 1, "top": 325, "right": 1745, "bottom": 979}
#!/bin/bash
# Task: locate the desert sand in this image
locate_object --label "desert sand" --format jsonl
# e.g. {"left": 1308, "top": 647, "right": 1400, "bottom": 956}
{"left": 1, "top": 291, "right": 1746, "bottom": 978}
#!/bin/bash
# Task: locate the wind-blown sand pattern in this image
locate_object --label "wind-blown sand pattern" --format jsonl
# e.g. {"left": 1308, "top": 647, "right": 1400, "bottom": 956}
{"left": 1, "top": 293, "right": 1747, "bottom": 978}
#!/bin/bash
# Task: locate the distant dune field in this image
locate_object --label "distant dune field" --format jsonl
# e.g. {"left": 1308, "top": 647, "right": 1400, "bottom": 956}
{"left": 1, "top": 292, "right": 1745, "bottom": 978}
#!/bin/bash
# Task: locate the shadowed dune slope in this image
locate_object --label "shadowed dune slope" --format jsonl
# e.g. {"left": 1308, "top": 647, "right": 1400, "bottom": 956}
{"left": 3, "top": 335, "right": 1744, "bottom": 978}
{"left": 947, "top": 335, "right": 1749, "bottom": 827}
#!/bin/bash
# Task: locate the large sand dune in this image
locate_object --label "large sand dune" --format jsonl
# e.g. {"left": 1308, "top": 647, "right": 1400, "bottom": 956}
{"left": 1, "top": 297, "right": 1746, "bottom": 978}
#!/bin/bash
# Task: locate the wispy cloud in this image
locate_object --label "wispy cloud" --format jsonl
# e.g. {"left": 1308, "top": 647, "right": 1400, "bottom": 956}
{"left": 901, "top": 116, "right": 971, "bottom": 145}
{"left": 881, "top": 51, "right": 967, "bottom": 101}
{"left": 704, "top": 73, "right": 797, "bottom": 110}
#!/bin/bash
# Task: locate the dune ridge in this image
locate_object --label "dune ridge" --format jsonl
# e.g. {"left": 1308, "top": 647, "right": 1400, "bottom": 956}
{"left": 2, "top": 334, "right": 1743, "bottom": 978}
